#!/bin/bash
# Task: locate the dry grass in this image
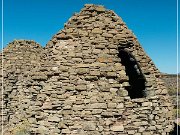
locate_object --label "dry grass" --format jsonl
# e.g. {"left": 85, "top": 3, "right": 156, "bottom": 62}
{"left": 11, "top": 119, "right": 30, "bottom": 135}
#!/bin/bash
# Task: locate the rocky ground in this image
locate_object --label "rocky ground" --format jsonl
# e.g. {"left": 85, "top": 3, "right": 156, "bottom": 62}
{"left": 161, "top": 73, "right": 179, "bottom": 124}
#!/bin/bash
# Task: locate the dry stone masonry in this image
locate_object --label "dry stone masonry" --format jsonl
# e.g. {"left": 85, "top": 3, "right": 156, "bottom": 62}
{"left": 1, "top": 4, "right": 174, "bottom": 135}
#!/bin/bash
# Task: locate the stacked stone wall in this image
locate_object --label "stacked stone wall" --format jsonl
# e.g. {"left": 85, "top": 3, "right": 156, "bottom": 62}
{"left": 0, "top": 40, "right": 43, "bottom": 132}
{"left": 1, "top": 4, "right": 174, "bottom": 135}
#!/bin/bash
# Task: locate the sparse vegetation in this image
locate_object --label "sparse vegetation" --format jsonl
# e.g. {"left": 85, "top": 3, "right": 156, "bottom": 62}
{"left": 11, "top": 119, "right": 30, "bottom": 135}
{"left": 161, "top": 74, "right": 179, "bottom": 95}
{"left": 161, "top": 74, "right": 180, "bottom": 122}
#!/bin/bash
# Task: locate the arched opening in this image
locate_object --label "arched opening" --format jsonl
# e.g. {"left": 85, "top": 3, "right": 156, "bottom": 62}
{"left": 118, "top": 49, "right": 147, "bottom": 99}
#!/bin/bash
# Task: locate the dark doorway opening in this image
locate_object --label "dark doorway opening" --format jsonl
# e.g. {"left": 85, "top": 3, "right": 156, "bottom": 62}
{"left": 118, "top": 49, "right": 147, "bottom": 99}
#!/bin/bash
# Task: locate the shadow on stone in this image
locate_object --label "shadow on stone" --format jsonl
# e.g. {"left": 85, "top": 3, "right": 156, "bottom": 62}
{"left": 169, "top": 123, "right": 180, "bottom": 135}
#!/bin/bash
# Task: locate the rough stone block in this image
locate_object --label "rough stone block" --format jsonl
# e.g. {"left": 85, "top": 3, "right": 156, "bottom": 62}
{"left": 127, "top": 130, "right": 136, "bottom": 134}
{"left": 90, "top": 70, "right": 100, "bottom": 76}
{"left": 117, "top": 89, "right": 128, "bottom": 97}
{"left": 117, "top": 103, "right": 124, "bottom": 109}
{"left": 48, "top": 116, "right": 60, "bottom": 122}
{"left": 62, "top": 129, "right": 70, "bottom": 134}
{"left": 101, "top": 112, "right": 113, "bottom": 117}
{"left": 102, "top": 33, "right": 113, "bottom": 38}
{"left": 142, "top": 102, "right": 152, "bottom": 107}
{"left": 142, "top": 132, "right": 151, "bottom": 135}
{"left": 108, "top": 103, "right": 117, "bottom": 108}
{"left": 90, "top": 103, "right": 107, "bottom": 109}
{"left": 41, "top": 102, "right": 53, "bottom": 110}
{"left": 75, "top": 85, "right": 87, "bottom": 91}
{"left": 83, "top": 122, "right": 96, "bottom": 131}
{"left": 148, "top": 126, "right": 156, "bottom": 130}
{"left": 92, "top": 109, "right": 103, "bottom": 114}
{"left": 77, "top": 68, "right": 89, "bottom": 74}
{"left": 95, "top": 6, "right": 106, "bottom": 12}
{"left": 110, "top": 125, "right": 124, "bottom": 132}
{"left": 107, "top": 72, "right": 116, "bottom": 77}
{"left": 92, "top": 28, "right": 103, "bottom": 34}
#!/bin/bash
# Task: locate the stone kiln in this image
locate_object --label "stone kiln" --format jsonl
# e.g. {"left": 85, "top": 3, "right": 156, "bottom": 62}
{"left": 1, "top": 4, "right": 174, "bottom": 135}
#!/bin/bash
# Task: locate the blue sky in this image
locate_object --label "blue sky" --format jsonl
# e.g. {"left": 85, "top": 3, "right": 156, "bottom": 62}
{"left": 1, "top": 0, "right": 178, "bottom": 74}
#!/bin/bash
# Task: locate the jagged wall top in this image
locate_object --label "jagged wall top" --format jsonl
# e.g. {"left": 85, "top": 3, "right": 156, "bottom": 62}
{"left": 3, "top": 40, "right": 42, "bottom": 51}
{"left": 2, "top": 40, "right": 43, "bottom": 72}
{"left": 46, "top": 4, "right": 136, "bottom": 49}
